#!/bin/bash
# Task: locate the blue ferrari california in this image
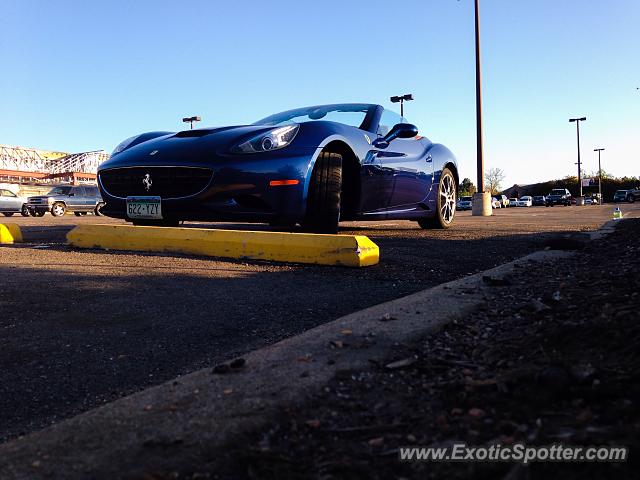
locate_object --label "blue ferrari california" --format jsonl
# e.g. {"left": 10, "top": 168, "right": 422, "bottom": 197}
{"left": 98, "top": 103, "right": 458, "bottom": 233}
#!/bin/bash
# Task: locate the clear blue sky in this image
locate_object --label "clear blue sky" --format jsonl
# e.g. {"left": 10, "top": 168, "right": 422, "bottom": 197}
{"left": 1, "top": 0, "right": 638, "bottom": 188}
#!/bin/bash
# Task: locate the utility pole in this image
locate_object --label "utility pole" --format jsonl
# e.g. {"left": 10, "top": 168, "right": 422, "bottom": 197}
{"left": 569, "top": 116, "right": 586, "bottom": 197}
{"left": 594, "top": 147, "right": 605, "bottom": 202}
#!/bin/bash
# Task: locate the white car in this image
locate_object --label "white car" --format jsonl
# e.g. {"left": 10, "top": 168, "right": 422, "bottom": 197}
{"left": 491, "top": 197, "right": 501, "bottom": 209}
{"left": 0, "top": 188, "right": 30, "bottom": 217}
{"left": 517, "top": 196, "right": 533, "bottom": 207}
{"left": 509, "top": 197, "right": 518, "bottom": 207}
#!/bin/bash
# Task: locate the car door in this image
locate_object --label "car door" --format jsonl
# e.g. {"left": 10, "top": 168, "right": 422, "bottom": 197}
{"left": 0, "top": 189, "right": 21, "bottom": 212}
{"left": 69, "top": 187, "right": 86, "bottom": 210}
{"left": 374, "top": 109, "right": 434, "bottom": 210}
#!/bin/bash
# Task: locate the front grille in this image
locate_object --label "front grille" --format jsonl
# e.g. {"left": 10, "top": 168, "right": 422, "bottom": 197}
{"left": 99, "top": 167, "right": 213, "bottom": 199}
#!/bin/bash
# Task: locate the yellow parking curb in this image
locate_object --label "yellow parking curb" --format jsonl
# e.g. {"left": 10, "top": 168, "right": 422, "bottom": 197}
{"left": 0, "top": 223, "right": 23, "bottom": 244}
{"left": 66, "top": 225, "right": 379, "bottom": 267}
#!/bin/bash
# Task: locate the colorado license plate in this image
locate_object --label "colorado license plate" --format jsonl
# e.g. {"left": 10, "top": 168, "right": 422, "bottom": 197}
{"left": 126, "top": 196, "right": 162, "bottom": 219}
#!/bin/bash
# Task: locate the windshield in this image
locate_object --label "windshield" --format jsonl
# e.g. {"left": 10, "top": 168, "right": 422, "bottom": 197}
{"left": 615, "top": 190, "right": 628, "bottom": 194}
{"left": 254, "top": 104, "right": 375, "bottom": 129}
{"left": 460, "top": 197, "right": 472, "bottom": 201}
{"left": 550, "top": 189, "right": 566, "bottom": 195}
{"left": 48, "top": 186, "right": 73, "bottom": 195}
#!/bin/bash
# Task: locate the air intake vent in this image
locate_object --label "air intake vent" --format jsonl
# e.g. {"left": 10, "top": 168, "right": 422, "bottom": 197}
{"left": 174, "top": 129, "right": 216, "bottom": 138}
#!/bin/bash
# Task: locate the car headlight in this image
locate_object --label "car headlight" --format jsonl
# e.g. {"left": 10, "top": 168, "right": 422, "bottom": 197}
{"left": 231, "top": 124, "right": 299, "bottom": 154}
{"left": 111, "top": 135, "right": 140, "bottom": 156}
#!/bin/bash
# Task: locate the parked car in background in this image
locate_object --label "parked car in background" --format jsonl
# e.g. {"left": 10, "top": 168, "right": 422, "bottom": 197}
{"left": 0, "top": 189, "right": 29, "bottom": 217}
{"left": 509, "top": 197, "right": 518, "bottom": 207}
{"left": 613, "top": 189, "right": 640, "bottom": 203}
{"left": 532, "top": 195, "right": 546, "bottom": 206}
{"left": 498, "top": 195, "right": 509, "bottom": 208}
{"left": 491, "top": 197, "right": 501, "bottom": 209}
{"left": 457, "top": 196, "right": 473, "bottom": 211}
{"left": 545, "top": 188, "right": 571, "bottom": 206}
{"left": 27, "top": 185, "right": 105, "bottom": 217}
{"left": 517, "top": 196, "right": 533, "bottom": 207}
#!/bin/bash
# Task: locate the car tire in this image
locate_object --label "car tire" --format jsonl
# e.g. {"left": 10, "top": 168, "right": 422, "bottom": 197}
{"left": 2, "top": 212, "right": 14, "bottom": 217}
{"left": 51, "top": 202, "right": 66, "bottom": 217}
{"left": 302, "top": 151, "right": 342, "bottom": 234}
{"left": 74, "top": 212, "right": 82, "bottom": 217}
{"left": 35, "top": 211, "right": 45, "bottom": 217}
{"left": 418, "top": 167, "right": 456, "bottom": 229}
{"left": 94, "top": 202, "right": 105, "bottom": 216}
{"left": 21, "top": 205, "right": 30, "bottom": 217}
{"left": 628, "top": 196, "right": 635, "bottom": 203}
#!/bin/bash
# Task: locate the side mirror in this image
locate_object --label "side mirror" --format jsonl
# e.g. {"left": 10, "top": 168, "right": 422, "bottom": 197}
{"left": 373, "top": 123, "right": 418, "bottom": 149}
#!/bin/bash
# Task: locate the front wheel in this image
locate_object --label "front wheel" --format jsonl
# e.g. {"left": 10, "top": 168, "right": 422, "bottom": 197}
{"left": 418, "top": 167, "right": 456, "bottom": 229}
{"left": 51, "top": 202, "right": 66, "bottom": 217}
{"left": 628, "top": 196, "right": 635, "bottom": 203}
{"left": 302, "top": 151, "right": 342, "bottom": 234}
{"left": 2, "top": 212, "right": 14, "bottom": 217}
{"left": 21, "top": 205, "right": 30, "bottom": 217}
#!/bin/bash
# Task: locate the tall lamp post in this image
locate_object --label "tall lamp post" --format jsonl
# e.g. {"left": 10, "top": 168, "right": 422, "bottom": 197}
{"left": 569, "top": 116, "right": 586, "bottom": 198}
{"left": 471, "top": 0, "right": 491, "bottom": 216}
{"left": 390, "top": 94, "right": 414, "bottom": 117}
{"left": 594, "top": 147, "right": 604, "bottom": 202}
{"left": 182, "top": 116, "right": 201, "bottom": 130}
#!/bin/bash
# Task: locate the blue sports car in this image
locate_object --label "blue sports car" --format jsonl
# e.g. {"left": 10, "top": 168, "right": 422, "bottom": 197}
{"left": 98, "top": 103, "right": 459, "bottom": 233}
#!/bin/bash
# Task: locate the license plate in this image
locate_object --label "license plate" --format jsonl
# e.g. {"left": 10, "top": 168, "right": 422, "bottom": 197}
{"left": 126, "top": 196, "right": 162, "bottom": 219}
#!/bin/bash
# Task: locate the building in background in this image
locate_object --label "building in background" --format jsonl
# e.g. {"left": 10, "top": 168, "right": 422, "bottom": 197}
{"left": 0, "top": 144, "right": 109, "bottom": 185}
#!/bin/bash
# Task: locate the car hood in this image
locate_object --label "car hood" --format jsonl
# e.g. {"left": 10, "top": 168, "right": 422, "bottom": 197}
{"left": 99, "top": 125, "right": 294, "bottom": 170}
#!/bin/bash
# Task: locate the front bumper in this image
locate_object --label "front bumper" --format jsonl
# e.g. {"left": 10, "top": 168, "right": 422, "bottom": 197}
{"left": 98, "top": 149, "right": 318, "bottom": 223}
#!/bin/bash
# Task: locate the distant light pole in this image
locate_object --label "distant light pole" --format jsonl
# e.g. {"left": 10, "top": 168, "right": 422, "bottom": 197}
{"left": 569, "top": 116, "right": 586, "bottom": 197}
{"left": 390, "top": 94, "right": 413, "bottom": 117}
{"left": 594, "top": 147, "right": 605, "bottom": 202}
{"left": 182, "top": 116, "right": 201, "bottom": 129}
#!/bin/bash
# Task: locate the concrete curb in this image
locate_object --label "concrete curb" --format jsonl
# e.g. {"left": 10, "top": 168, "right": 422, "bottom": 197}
{"left": 0, "top": 223, "right": 22, "bottom": 244}
{"left": 66, "top": 224, "right": 380, "bottom": 267}
{"left": 0, "top": 248, "right": 574, "bottom": 479}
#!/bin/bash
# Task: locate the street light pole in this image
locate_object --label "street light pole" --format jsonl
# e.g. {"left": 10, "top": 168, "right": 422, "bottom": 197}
{"left": 594, "top": 147, "right": 604, "bottom": 202}
{"left": 474, "top": 0, "right": 484, "bottom": 194}
{"left": 390, "top": 94, "right": 414, "bottom": 118}
{"left": 182, "top": 116, "right": 202, "bottom": 130}
{"left": 471, "top": 0, "right": 491, "bottom": 216}
{"left": 569, "top": 116, "right": 586, "bottom": 197}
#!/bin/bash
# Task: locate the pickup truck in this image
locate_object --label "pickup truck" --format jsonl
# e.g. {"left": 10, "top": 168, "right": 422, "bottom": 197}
{"left": 545, "top": 188, "right": 571, "bottom": 207}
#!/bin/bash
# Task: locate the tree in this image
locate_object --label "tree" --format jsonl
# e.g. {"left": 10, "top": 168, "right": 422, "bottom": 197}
{"left": 458, "top": 178, "right": 477, "bottom": 196}
{"left": 485, "top": 167, "right": 505, "bottom": 194}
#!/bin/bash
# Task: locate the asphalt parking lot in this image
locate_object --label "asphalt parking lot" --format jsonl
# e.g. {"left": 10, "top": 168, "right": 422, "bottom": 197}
{"left": 1, "top": 204, "right": 639, "bottom": 442}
